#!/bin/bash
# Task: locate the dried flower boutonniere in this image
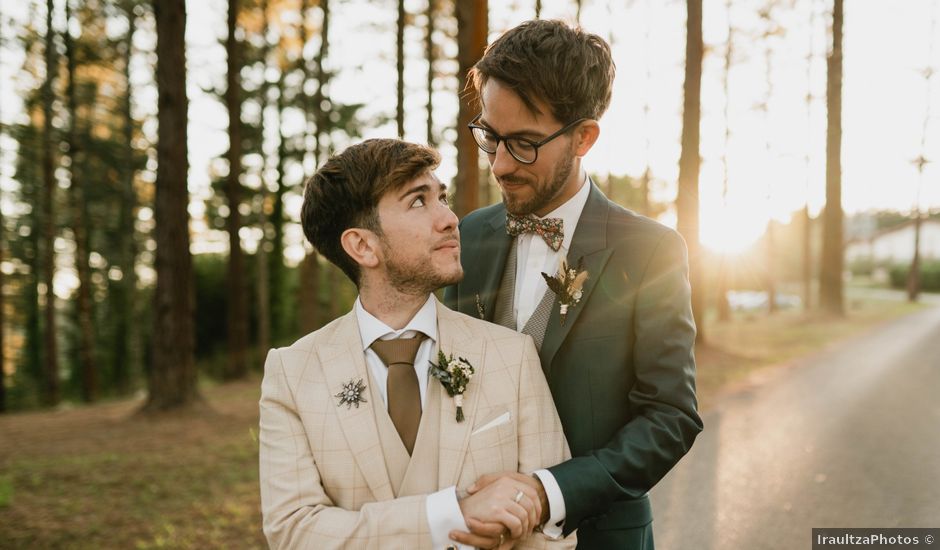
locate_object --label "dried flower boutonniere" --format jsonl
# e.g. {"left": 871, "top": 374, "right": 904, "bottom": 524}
{"left": 429, "top": 351, "right": 475, "bottom": 422}
{"left": 474, "top": 294, "right": 486, "bottom": 319}
{"left": 541, "top": 257, "right": 589, "bottom": 326}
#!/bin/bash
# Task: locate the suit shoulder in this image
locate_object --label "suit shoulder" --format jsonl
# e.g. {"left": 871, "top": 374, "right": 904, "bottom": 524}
{"left": 605, "top": 202, "right": 683, "bottom": 247}
{"left": 459, "top": 202, "right": 504, "bottom": 232}
{"left": 448, "top": 308, "right": 533, "bottom": 347}
{"left": 272, "top": 315, "right": 346, "bottom": 356}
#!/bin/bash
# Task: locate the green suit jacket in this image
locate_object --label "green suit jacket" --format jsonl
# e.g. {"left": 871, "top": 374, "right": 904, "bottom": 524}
{"left": 444, "top": 184, "right": 702, "bottom": 548}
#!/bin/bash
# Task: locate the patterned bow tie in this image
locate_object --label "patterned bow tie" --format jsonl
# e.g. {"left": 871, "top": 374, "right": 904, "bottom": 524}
{"left": 506, "top": 213, "right": 564, "bottom": 251}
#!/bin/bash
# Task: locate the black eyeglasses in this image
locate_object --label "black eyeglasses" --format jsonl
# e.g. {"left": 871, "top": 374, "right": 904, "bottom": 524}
{"left": 467, "top": 114, "right": 588, "bottom": 165}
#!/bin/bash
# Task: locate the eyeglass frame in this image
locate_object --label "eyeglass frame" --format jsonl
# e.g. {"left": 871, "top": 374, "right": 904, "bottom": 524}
{"left": 467, "top": 113, "right": 589, "bottom": 165}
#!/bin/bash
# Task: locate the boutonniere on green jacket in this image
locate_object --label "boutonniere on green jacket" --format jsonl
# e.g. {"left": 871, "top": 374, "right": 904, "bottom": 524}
{"left": 429, "top": 350, "right": 475, "bottom": 422}
{"left": 541, "top": 256, "right": 588, "bottom": 326}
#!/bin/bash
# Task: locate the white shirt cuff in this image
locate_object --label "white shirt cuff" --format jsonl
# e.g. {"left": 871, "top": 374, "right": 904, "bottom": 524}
{"left": 534, "top": 469, "right": 567, "bottom": 539}
{"left": 426, "top": 486, "right": 472, "bottom": 550}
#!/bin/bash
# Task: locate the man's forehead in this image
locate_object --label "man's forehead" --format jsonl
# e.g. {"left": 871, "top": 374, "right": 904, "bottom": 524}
{"left": 479, "top": 82, "right": 554, "bottom": 132}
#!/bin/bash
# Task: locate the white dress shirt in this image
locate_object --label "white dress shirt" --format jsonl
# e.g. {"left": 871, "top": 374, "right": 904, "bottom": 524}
{"left": 512, "top": 177, "right": 592, "bottom": 538}
{"left": 512, "top": 176, "right": 592, "bottom": 329}
{"left": 354, "top": 295, "right": 471, "bottom": 550}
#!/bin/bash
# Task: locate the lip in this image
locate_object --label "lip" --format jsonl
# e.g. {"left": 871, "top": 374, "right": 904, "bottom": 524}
{"left": 436, "top": 240, "right": 460, "bottom": 251}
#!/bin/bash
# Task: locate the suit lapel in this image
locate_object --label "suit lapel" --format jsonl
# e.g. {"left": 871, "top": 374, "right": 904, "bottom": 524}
{"left": 435, "top": 303, "right": 486, "bottom": 488}
{"left": 539, "top": 183, "right": 613, "bottom": 373}
{"left": 466, "top": 208, "right": 512, "bottom": 322}
{"left": 318, "top": 311, "right": 395, "bottom": 502}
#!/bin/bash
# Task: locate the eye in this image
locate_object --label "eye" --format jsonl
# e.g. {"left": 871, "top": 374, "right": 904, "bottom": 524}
{"left": 439, "top": 193, "right": 450, "bottom": 205}
{"left": 510, "top": 138, "right": 536, "bottom": 152}
{"left": 411, "top": 196, "right": 426, "bottom": 208}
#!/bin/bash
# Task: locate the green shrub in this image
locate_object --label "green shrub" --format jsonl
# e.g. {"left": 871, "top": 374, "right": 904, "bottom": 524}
{"left": 888, "top": 261, "right": 940, "bottom": 291}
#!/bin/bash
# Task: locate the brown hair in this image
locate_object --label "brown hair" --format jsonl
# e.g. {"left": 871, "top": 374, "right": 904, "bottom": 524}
{"left": 470, "top": 19, "right": 615, "bottom": 123}
{"left": 300, "top": 139, "right": 441, "bottom": 285}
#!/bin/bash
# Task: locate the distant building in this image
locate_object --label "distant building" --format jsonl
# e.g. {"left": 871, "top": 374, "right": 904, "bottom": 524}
{"left": 845, "top": 219, "right": 940, "bottom": 264}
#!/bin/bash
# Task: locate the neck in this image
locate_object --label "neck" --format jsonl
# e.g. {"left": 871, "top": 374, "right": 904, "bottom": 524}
{"left": 536, "top": 168, "right": 586, "bottom": 218}
{"left": 358, "top": 279, "right": 430, "bottom": 330}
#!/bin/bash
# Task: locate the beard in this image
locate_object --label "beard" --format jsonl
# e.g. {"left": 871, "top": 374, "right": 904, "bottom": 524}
{"left": 381, "top": 239, "right": 463, "bottom": 295}
{"left": 500, "top": 147, "right": 575, "bottom": 216}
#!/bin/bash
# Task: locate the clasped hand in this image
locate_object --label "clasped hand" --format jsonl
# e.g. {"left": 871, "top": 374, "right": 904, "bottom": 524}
{"left": 451, "top": 472, "right": 548, "bottom": 549}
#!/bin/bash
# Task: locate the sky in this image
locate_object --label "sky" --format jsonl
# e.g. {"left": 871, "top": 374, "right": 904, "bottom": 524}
{"left": 2, "top": 0, "right": 940, "bottom": 259}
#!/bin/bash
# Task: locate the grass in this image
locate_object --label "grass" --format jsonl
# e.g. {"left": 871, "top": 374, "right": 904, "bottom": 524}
{"left": 0, "top": 379, "right": 266, "bottom": 549}
{"left": 0, "top": 288, "right": 931, "bottom": 548}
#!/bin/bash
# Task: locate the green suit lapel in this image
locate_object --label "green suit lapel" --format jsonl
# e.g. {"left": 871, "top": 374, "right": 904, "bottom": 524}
{"left": 463, "top": 208, "right": 511, "bottom": 322}
{"left": 538, "top": 184, "right": 613, "bottom": 373}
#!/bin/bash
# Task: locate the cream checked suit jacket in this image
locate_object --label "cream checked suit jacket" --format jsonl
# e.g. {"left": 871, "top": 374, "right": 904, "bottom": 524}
{"left": 259, "top": 300, "right": 574, "bottom": 550}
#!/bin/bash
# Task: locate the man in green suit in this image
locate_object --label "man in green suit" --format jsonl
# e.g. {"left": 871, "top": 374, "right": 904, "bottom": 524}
{"left": 444, "top": 20, "right": 703, "bottom": 550}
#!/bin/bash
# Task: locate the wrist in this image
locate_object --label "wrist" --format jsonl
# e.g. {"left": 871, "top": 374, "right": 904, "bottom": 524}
{"left": 531, "top": 474, "right": 550, "bottom": 525}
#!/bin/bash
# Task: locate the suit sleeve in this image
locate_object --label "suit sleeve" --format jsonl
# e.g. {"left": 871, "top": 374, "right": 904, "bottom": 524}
{"left": 547, "top": 229, "right": 703, "bottom": 533}
{"left": 515, "top": 336, "right": 576, "bottom": 550}
{"left": 259, "top": 349, "right": 432, "bottom": 550}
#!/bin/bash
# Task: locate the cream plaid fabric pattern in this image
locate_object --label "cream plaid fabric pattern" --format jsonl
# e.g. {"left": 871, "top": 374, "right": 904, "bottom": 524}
{"left": 259, "top": 298, "right": 574, "bottom": 550}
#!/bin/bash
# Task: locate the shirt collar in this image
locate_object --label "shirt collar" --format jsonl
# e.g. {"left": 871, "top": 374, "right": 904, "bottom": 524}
{"left": 536, "top": 174, "right": 592, "bottom": 252}
{"left": 355, "top": 294, "right": 439, "bottom": 351}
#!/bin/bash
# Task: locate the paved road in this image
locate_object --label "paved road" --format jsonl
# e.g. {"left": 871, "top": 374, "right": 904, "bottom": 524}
{"left": 651, "top": 304, "right": 940, "bottom": 550}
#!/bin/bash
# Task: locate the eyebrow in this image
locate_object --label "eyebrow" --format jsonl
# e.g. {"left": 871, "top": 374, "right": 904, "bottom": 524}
{"left": 478, "top": 117, "right": 544, "bottom": 140}
{"left": 397, "top": 180, "right": 447, "bottom": 201}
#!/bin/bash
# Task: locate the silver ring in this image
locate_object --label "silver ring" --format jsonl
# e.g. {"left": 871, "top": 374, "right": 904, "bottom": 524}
{"left": 498, "top": 532, "right": 505, "bottom": 547}
{"left": 514, "top": 490, "right": 524, "bottom": 503}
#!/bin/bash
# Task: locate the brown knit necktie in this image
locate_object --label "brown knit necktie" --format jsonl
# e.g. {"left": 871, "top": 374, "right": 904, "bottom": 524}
{"left": 370, "top": 334, "right": 427, "bottom": 455}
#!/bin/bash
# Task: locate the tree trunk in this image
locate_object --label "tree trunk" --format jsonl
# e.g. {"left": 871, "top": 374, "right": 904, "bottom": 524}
{"left": 397, "top": 0, "right": 406, "bottom": 138}
{"left": 761, "top": 4, "right": 777, "bottom": 314}
{"left": 765, "top": 222, "right": 777, "bottom": 313}
{"left": 535, "top": 0, "right": 541, "bottom": 19}
{"left": 908, "top": 213, "right": 922, "bottom": 301}
{"left": 819, "top": 0, "right": 844, "bottom": 315}
{"left": 426, "top": 0, "right": 435, "bottom": 146}
{"left": 272, "top": 60, "right": 288, "bottom": 339}
{"left": 146, "top": 0, "right": 198, "bottom": 411}
{"left": 717, "top": 0, "right": 733, "bottom": 322}
{"left": 0, "top": 0, "right": 4, "bottom": 413}
{"left": 114, "top": 0, "right": 139, "bottom": 395}
{"left": 454, "top": 0, "right": 487, "bottom": 218}
{"left": 298, "top": 250, "right": 319, "bottom": 334}
{"left": 257, "top": 0, "right": 274, "bottom": 351}
{"left": 0, "top": 196, "right": 4, "bottom": 412}
{"left": 802, "top": 1, "right": 817, "bottom": 312}
{"left": 802, "top": 205, "right": 812, "bottom": 310}
{"left": 65, "top": 0, "right": 98, "bottom": 402}
{"left": 41, "top": 0, "right": 60, "bottom": 407}
{"left": 224, "top": 0, "right": 249, "bottom": 380}
{"left": 676, "top": 0, "right": 705, "bottom": 343}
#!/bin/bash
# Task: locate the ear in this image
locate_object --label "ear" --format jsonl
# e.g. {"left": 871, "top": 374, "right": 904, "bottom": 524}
{"left": 573, "top": 120, "right": 600, "bottom": 157}
{"left": 340, "top": 227, "right": 381, "bottom": 271}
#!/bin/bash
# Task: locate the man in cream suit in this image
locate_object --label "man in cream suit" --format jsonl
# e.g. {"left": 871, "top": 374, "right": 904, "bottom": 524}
{"left": 259, "top": 138, "right": 574, "bottom": 550}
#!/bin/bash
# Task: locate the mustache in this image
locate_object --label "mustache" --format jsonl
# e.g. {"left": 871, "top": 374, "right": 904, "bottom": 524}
{"left": 435, "top": 232, "right": 460, "bottom": 248}
{"left": 497, "top": 175, "right": 532, "bottom": 186}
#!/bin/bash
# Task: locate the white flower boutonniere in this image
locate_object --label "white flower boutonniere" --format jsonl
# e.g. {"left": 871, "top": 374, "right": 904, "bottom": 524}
{"left": 541, "top": 256, "right": 589, "bottom": 326}
{"left": 429, "top": 350, "right": 475, "bottom": 422}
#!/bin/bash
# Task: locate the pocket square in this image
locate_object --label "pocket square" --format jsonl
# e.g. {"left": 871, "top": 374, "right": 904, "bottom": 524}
{"left": 471, "top": 411, "right": 511, "bottom": 436}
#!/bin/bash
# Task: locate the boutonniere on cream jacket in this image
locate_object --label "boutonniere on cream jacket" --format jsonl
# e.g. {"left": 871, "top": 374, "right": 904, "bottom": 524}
{"left": 541, "top": 256, "right": 589, "bottom": 326}
{"left": 334, "top": 378, "right": 368, "bottom": 409}
{"left": 429, "top": 351, "right": 475, "bottom": 422}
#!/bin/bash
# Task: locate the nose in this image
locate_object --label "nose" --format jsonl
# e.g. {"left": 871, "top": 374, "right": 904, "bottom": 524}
{"left": 490, "top": 141, "right": 518, "bottom": 179}
{"left": 437, "top": 199, "right": 459, "bottom": 232}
